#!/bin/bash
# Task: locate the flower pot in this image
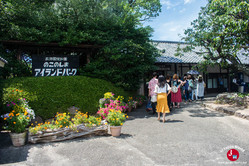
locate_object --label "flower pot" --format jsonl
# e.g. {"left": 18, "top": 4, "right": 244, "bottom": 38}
{"left": 110, "top": 126, "right": 122, "bottom": 137}
{"left": 128, "top": 106, "right": 132, "bottom": 112}
{"left": 9, "top": 131, "right": 27, "bottom": 146}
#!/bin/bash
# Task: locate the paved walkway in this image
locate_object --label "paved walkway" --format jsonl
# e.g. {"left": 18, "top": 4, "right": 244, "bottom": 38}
{"left": 1, "top": 102, "right": 249, "bottom": 166}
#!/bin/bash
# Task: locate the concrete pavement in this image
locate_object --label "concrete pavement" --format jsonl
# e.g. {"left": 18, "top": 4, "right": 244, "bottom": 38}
{"left": 1, "top": 102, "right": 249, "bottom": 166}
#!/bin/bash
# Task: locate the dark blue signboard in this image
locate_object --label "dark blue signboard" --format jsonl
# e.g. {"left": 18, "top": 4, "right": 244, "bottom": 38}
{"left": 32, "top": 55, "right": 79, "bottom": 77}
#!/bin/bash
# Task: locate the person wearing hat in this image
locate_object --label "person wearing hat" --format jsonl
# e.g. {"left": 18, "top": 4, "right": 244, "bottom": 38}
{"left": 196, "top": 75, "right": 205, "bottom": 100}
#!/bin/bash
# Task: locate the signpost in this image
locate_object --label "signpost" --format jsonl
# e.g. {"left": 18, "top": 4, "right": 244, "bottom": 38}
{"left": 32, "top": 55, "right": 79, "bottom": 77}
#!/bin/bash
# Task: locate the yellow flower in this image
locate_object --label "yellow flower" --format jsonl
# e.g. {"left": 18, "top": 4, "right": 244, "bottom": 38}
{"left": 26, "top": 117, "right": 30, "bottom": 120}
{"left": 121, "top": 123, "right": 123, "bottom": 125}
{"left": 126, "top": 116, "right": 128, "bottom": 118}
{"left": 13, "top": 122, "right": 16, "bottom": 124}
{"left": 4, "top": 118, "right": 7, "bottom": 120}
{"left": 60, "top": 125, "right": 62, "bottom": 128}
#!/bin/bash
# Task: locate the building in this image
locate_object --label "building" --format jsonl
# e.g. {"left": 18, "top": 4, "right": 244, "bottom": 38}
{"left": 152, "top": 40, "right": 249, "bottom": 93}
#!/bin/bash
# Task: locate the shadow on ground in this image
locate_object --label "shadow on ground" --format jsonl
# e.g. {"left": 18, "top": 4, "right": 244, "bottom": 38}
{"left": 126, "top": 103, "right": 184, "bottom": 123}
{"left": 184, "top": 101, "right": 229, "bottom": 118}
{"left": 128, "top": 101, "right": 229, "bottom": 121}
{"left": 165, "top": 119, "right": 184, "bottom": 123}
{"left": 187, "top": 109, "right": 229, "bottom": 118}
{"left": 0, "top": 132, "right": 30, "bottom": 164}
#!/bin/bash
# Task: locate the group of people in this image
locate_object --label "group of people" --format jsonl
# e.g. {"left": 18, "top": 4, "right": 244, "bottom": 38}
{"left": 148, "top": 72, "right": 206, "bottom": 122}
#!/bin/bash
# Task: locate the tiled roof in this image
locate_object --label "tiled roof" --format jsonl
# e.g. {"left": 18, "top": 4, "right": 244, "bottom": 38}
{"left": 153, "top": 40, "right": 249, "bottom": 65}
{"left": 0, "top": 57, "right": 8, "bottom": 64}
{"left": 153, "top": 40, "right": 204, "bottom": 64}
{"left": 237, "top": 49, "right": 249, "bottom": 65}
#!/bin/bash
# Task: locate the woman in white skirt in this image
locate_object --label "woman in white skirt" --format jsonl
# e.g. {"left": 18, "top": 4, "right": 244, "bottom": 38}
{"left": 197, "top": 75, "right": 205, "bottom": 100}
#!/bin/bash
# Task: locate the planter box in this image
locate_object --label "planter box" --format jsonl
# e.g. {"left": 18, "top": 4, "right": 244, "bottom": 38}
{"left": 28, "top": 124, "right": 108, "bottom": 144}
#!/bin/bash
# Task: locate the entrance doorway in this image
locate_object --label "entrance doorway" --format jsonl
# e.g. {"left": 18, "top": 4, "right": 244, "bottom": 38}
{"left": 207, "top": 73, "right": 228, "bottom": 93}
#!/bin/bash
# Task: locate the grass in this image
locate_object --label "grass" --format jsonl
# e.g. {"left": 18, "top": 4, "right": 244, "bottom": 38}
{"left": 1, "top": 76, "right": 132, "bottom": 120}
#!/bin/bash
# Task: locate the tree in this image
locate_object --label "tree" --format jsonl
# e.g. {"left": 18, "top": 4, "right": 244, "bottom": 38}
{"left": 179, "top": 0, "right": 249, "bottom": 75}
{"left": 0, "top": 0, "right": 161, "bottom": 90}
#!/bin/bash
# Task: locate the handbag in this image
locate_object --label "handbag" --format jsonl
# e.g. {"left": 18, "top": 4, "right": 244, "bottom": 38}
{"left": 188, "top": 86, "right": 192, "bottom": 92}
{"left": 171, "top": 86, "right": 178, "bottom": 93}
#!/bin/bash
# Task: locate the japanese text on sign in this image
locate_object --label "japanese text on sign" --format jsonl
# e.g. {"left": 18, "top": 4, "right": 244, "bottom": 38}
{"left": 32, "top": 56, "right": 79, "bottom": 77}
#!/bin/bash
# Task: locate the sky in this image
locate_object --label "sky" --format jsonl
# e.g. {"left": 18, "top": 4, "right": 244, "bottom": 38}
{"left": 143, "top": 0, "right": 208, "bottom": 42}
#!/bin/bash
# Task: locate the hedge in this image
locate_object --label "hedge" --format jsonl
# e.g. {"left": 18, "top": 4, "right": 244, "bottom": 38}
{"left": 0, "top": 76, "right": 132, "bottom": 120}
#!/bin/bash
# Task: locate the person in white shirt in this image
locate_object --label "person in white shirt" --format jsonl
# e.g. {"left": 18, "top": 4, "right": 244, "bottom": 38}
{"left": 148, "top": 72, "right": 158, "bottom": 114}
{"left": 154, "top": 75, "right": 171, "bottom": 123}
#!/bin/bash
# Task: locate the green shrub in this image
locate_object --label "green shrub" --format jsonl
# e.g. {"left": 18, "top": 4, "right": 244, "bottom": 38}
{"left": 1, "top": 76, "right": 131, "bottom": 120}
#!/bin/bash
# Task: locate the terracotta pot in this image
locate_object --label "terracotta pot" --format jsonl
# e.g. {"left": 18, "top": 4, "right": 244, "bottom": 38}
{"left": 9, "top": 131, "right": 27, "bottom": 146}
{"left": 110, "top": 126, "right": 122, "bottom": 137}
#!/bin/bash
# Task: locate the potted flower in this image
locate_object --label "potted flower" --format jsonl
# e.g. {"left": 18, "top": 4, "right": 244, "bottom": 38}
{"left": 126, "top": 97, "right": 134, "bottom": 112}
{"left": 127, "top": 101, "right": 135, "bottom": 112}
{"left": 106, "top": 109, "right": 127, "bottom": 137}
{"left": 3, "top": 109, "right": 32, "bottom": 146}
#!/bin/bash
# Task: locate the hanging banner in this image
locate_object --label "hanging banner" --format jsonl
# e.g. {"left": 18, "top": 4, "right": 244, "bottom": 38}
{"left": 32, "top": 55, "right": 79, "bottom": 77}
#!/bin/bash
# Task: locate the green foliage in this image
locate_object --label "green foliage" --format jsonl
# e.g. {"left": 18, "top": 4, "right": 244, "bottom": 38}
{"left": 4, "top": 113, "right": 30, "bottom": 133}
{"left": 71, "top": 111, "right": 88, "bottom": 125}
{"left": 106, "top": 110, "right": 126, "bottom": 126}
{"left": 3, "top": 110, "right": 31, "bottom": 133}
{"left": 238, "top": 93, "right": 249, "bottom": 98}
{"left": 0, "top": 46, "right": 32, "bottom": 79}
{"left": 1, "top": 86, "right": 36, "bottom": 116}
{"left": 180, "top": 0, "right": 249, "bottom": 76}
{"left": 1, "top": 76, "right": 131, "bottom": 120}
{"left": 85, "top": 116, "right": 101, "bottom": 127}
{"left": 82, "top": 39, "right": 159, "bottom": 90}
{"left": 55, "top": 112, "right": 71, "bottom": 128}
{"left": 29, "top": 122, "right": 57, "bottom": 135}
{"left": 0, "top": 0, "right": 161, "bottom": 44}
{"left": 0, "top": 0, "right": 160, "bottom": 90}
{"left": 2, "top": 86, "right": 36, "bottom": 105}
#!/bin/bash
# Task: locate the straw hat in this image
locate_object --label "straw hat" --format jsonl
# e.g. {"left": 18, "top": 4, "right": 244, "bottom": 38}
{"left": 198, "top": 75, "right": 203, "bottom": 79}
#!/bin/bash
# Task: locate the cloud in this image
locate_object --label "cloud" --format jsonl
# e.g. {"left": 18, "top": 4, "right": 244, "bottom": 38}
{"left": 161, "top": 0, "right": 179, "bottom": 9}
{"left": 151, "top": 17, "right": 197, "bottom": 41}
{"left": 153, "top": 21, "right": 185, "bottom": 41}
{"left": 184, "top": 0, "right": 195, "bottom": 4}
{"left": 179, "top": 8, "right": 186, "bottom": 13}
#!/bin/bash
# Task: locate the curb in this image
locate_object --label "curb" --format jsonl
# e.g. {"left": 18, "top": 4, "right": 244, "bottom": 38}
{"left": 202, "top": 103, "right": 249, "bottom": 121}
